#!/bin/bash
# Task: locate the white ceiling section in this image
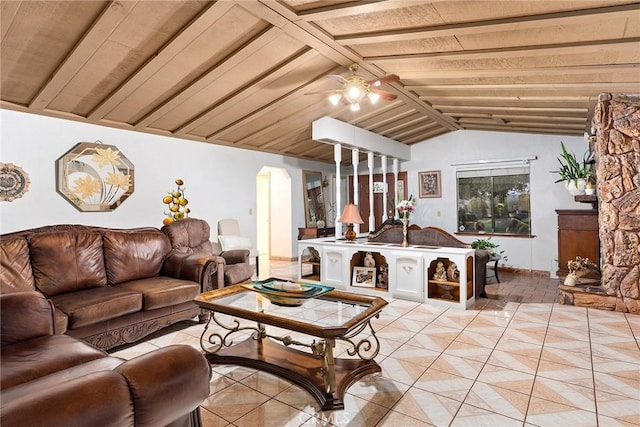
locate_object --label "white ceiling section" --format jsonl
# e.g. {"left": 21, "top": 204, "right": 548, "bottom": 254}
{"left": 1, "top": 0, "right": 638, "bottom": 163}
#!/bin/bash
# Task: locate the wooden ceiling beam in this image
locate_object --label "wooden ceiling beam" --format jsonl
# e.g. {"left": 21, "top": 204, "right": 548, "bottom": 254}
{"left": 466, "top": 124, "right": 583, "bottom": 134}
{"left": 133, "top": 26, "right": 282, "bottom": 129}
{"left": 400, "top": 63, "right": 640, "bottom": 80}
{"left": 365, "top": 38, "right": 640, "bottom": 62}
{"left": 410, "top": 82, "right": 640, "bottom": 91}
{"left": 253, "top": 0, "right": 460, "bottom": 131}
{"left": 388, "top": 121, "right": 441, "bottom": 140}
{"left": 178, "top": 48, "right": 319, "bottom": 136}
{"left": 87, "top": 1, "right": 234, "bottom": 120}
{"left": 438, "top": 105, "right": 588, "bottom": 116}
{"left": 403, "top": 128, "right": 449, "bottom": 144}
{"left": 336, "top": 3, "right": 640, "bottom": 45}
{"left": 295, "top": 1, "right": 426, "bottom": 21}
{"left": 29, "top": 1, "right": 138, "bottom": 111}
{"left": 206, "top": 64, "right": 345, "bottom": 140}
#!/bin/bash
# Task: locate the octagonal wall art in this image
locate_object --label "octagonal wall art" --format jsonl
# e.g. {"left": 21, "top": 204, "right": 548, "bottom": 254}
{"left": 56, "top": 142, "right": 134, "bottom": 212}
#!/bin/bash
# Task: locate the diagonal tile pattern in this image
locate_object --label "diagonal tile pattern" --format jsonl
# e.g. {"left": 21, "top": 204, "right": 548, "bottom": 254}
{"left": 109, "top": 259, "right": 640, "bottom": 426}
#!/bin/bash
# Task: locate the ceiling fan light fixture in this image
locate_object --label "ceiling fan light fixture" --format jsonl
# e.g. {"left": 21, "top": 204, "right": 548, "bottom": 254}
{"left": 328, "top": 93, "right": 342, "bottom": 106}
{"left": 350, "top": 102, "right": 360, "bottom": 112}
{"left": 347, "top": 85, "right": 362, "bottom": 101}
{"left": 368, "top": 92, "right": 380, "bottom": 104}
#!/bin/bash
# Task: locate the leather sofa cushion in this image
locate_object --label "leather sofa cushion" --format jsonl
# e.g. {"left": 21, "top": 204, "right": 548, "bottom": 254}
{"left": 117, "top": 277, "right": 200, "bottom": 310}
{"left": 102, "top": 230, "right": 170, "bottom": 285}
{"left": 161, "top": 218, "right": 214, "bottom": 255}
{"left": 0, "top": 370, "right": 134, "bottom": 427}
{"left": 0, "top": 334, "right": 107, "bottom": 390}
{"left": 51, "top": 287, "right": 142, "bottom": 329}
{"left": 1, "top": 357, "right": 124, "bottom": 403}
{"left": 224, "top": 263, "right": 253, "bottom": 285}
{"left": 0, "top": 237, "right": 35, "bottom": 293}
{"left": 30, "top": 231, "right": 107, "bottom": 296}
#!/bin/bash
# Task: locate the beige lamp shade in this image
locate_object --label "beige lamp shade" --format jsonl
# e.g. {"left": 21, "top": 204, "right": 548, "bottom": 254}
{"left": 338, "top": 204, "right": 363, "bottom": 241}
{"left": 338, "top": 204, "right": 364, "bottom": 224}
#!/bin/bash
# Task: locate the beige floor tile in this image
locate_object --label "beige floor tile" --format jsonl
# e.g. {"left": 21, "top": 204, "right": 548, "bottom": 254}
{"left": 453, "top": 329, "right": 501, "bottom": 349}
{"left": 526, "top": 395, "right": 597, "bottom": 426}
{"left": 450, "top": 403, "right": 523, "bottom": 426}
{"left": 240, "top": 371, "right": 294, "bottom": 397}
{"left": 410, "top": 325, "right": 461, "bottom": 352}
{"left": 486, "top": 349, "right": 540, "bottom": 375}
{"left": 596, "top": 388, "right": 640, "bottom": 425}
{"left": 346, "top": 373, "right": 410, "bottom": 409}
{"left": 233, "top": 398, "right": 312, "bottom": 427}
{"left": 494, "top": 337, "right": 543, "bottom": 359}
{"left": 476, "top": 364, "right": 535, "bottom": 395}
{"left": 592, "top": 356, "right": 640, "bottom": 382}
{"left": 379, "top": 356, "right": 429, "bottom": 386}
{"left": 413, "top": 367, "right": 475, "bottom": 401}
{"left": 429, "top": 353, "right": 484, "bottom": 380}
{"left": 393, "top": 387, "right": 462, "bottom": 425}
{"left": 443, "top": 340, "right": 493, "bottom": 364}
{"left": 200, "top": 407, "right": 232, "bottom": 427}
{"left": 388, "top": 342, "right": 440, "bottom": 368}
{"left": 464, "top": 381, "right": 530, "bottom": 421}
{"left": 314, "top": 393, "right": 388, "bottom": 427}
{"left": 532, "top": 376, "right": 595, "bottom": 413}
{"left": 375, "top": 409, "right": 433, "bottom": 426}
{"left": 593, "top": 371, "right": 640, "bottom": 400}
{"left": 201, "top": 382, "right": 270, "bottom": 422}
{"left": 536, "top": 359, "right": 595, "bottom": 389}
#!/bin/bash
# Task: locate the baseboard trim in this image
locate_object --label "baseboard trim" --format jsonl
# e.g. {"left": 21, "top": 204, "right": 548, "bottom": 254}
{"left": 497, "top": 267, "right": 550, "bottom": 278}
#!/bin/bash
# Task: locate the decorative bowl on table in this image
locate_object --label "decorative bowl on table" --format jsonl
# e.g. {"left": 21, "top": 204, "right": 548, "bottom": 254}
{"left": 242, "top": 278, "right": 334, "bottom": 307}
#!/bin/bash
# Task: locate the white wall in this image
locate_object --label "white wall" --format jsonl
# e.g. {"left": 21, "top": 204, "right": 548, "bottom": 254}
{"left": 0, "top": 110, "right": 333, "bottom": 258}
{"left": 402, "top": 130, "right": 590, "bottom": 273}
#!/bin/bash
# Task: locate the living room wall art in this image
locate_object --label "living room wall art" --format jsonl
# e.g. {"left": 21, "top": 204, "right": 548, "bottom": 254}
{"left": 0, "top": 163, "right": 30, "bottom": 202}
{"left": 418, "top": 170, "right": 441, "bottom": 198}
{"left": 56, "top": 141, "right": 134, "bottom": 212}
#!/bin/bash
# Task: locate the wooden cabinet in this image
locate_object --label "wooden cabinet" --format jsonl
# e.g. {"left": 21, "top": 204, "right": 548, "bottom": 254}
{"left": 556, "top": 209, "right": 599, "bottom": 276}
{"left": 298, "top": 227, "right": 335, "bottom": 240}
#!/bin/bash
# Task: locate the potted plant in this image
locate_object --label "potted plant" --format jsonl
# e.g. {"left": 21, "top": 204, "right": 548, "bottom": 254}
{"left": 551, "top": 141, "right": 592, "bottom": 196}
{"left": 471, "top": 237, "right": 508, "bottom": 263}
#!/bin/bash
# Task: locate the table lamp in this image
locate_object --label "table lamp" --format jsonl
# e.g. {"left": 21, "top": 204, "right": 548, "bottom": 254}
{"left": 338, "top": 204, "right": 364, "bottom": 241}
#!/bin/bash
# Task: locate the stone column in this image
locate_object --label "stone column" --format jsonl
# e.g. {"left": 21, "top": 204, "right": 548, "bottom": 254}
{"left": 594, "top": 93, "right": 640, "bottom": 314}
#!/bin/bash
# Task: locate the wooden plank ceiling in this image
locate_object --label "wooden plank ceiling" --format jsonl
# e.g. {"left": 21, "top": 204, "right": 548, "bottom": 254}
{"left": 1, "top": 0, "right": 639, "bottom": 162}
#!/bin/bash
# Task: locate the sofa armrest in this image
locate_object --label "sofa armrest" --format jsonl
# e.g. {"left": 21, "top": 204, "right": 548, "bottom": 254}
{"left": 116, "top": 345, "right": 211, "bottom": 427}
{"left": 220, "top": 249, "right": 250, "bottom": 265}
{"left": 1, "top": 292, "right": 54, "bottom": 346}
{"left": 162, "top": 253, "right": 220, "bottom": 292}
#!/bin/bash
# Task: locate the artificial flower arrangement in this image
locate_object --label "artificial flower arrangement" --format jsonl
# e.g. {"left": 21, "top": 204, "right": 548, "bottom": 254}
{"left": 396, "top": 195, "right": 415, "bottom": 219}
{"left": 162, "top": 179, "right": 190, "bottom": 225}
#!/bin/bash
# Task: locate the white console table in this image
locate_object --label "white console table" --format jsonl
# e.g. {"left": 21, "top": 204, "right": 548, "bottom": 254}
{"left": 297, "top": 237, "right": 475, "bottom": 309}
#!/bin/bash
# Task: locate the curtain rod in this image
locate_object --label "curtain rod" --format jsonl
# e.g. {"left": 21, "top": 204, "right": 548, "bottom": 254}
{"left": 450, "top": 155, "right": 538, "bottom": 166}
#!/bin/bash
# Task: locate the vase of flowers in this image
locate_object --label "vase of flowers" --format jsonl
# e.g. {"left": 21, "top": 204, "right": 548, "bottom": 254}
{"left": 396, "top": 195, "right": 415, "bottom": 247}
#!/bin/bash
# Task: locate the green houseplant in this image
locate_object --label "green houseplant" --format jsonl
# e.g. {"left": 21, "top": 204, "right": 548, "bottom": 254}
{"left": 551, "top": 142, "right": 592, "bottom": 195}
{"left": 471, "top": 237, "right": 508, "bottom": 263}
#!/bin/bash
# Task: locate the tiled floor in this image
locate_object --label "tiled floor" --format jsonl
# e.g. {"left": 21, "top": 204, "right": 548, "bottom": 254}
{"left": 110, "top": 258, "right": 640, "bottom": 426}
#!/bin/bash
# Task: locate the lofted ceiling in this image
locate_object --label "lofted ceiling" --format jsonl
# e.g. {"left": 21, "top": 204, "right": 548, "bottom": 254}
{"left": 1, "top": 0, "right": 639, "bottom": 163}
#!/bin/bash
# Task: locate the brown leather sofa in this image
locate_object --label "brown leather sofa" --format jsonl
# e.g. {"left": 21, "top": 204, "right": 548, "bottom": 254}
{"left": 0, "top": 291, "right": 211, "bottom": 427}
{"left": 0, "top": 224, "right": 218, "bottom": 350}
{"left": 368, "top": 225, "right": 492, "bottom": 297}
{"left": 162, "top": 218, "right": 254, "bottom": 287}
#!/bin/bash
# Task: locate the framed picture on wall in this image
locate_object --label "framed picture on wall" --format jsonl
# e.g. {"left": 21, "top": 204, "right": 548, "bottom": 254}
{"left": 418, "top": 170, "right": 441, "bottom": 198}
{"left": 352, "top": 267, "right": 377, "bottom": 288}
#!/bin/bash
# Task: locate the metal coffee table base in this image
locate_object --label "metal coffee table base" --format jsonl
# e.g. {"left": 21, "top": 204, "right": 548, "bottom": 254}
{"left": 205, "top": 337, "right": 380, "bottom": 410}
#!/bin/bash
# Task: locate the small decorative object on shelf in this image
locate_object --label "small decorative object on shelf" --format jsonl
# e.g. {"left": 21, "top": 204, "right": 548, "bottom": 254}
{"left": 563, "top": 256, "right": 599, "bottom": 287}
{"left": 363, "top": 252, "right": 376, "bottom": 268}
{"left": 551, "top": 141, "right": 593, "bottom": 196}
{"left": 433, "top": 261, "right": 447, "bottom": 281}
{"left": 162, "top": 179, "right": 190, "bottom": 225}
{"left": 377, "top": 263, "right": 388, "bottom": 289}
{"left": 447, "top": 262, "right": 460, "bottom": 282}
{"left": 396, "top": 195, "right": 415, "bottom": 247}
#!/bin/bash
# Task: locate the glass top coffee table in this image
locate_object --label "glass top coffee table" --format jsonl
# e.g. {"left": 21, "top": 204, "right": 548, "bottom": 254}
{"left": 193, "top": 278, "right": 388, "bottom": 410}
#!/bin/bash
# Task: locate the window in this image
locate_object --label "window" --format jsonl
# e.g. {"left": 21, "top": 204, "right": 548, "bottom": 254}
{"left": 456, "top": 166, "right": 531, "bottom": 235}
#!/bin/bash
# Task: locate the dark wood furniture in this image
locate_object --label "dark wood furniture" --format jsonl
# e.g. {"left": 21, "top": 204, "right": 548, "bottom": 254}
{"left": 194, "top": 282, "right": 387, "bottom": 410}
{"left": 298, "top": 226, "right": 335, "bottom": 240}
{"left": 556, "top": 209, "right": 599, "bottom": 276}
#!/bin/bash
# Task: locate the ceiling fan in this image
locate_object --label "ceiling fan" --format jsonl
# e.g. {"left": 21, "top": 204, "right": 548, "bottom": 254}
{"left": 312, "top": 64, "right": 400, "bottom": 112}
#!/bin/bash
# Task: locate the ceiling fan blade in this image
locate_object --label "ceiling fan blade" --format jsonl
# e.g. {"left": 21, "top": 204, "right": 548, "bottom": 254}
{"left": 371, "top": 89, "right": 397, "bottom": 101}
{"left": 368, "top": 74, "right": 400, "bottom": 87}
{"left": 327, "top": 74, "right": 348, "bottom": 84}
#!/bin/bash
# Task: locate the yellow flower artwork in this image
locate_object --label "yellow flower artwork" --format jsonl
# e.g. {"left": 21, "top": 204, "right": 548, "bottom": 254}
{"left": 56, "top": 142, "right": 135, "bottom": 211}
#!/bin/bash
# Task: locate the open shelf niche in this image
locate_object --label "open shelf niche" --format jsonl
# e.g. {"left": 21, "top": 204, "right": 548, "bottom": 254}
{"left": 349, "top": 251, "right": 388, "bottom": 291}
{"left": 426, "top": 257, "right": 473, "bottom": 303}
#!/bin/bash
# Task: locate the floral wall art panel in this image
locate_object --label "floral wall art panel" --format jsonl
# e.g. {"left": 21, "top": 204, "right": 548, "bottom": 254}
{"left": 56, "top": 142, "right": 134, "bottom": 212}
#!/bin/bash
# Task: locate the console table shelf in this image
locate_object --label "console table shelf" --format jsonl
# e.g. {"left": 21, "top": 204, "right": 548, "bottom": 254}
{"left": 298, "top": 237, "right": 475, "bottom": 308}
